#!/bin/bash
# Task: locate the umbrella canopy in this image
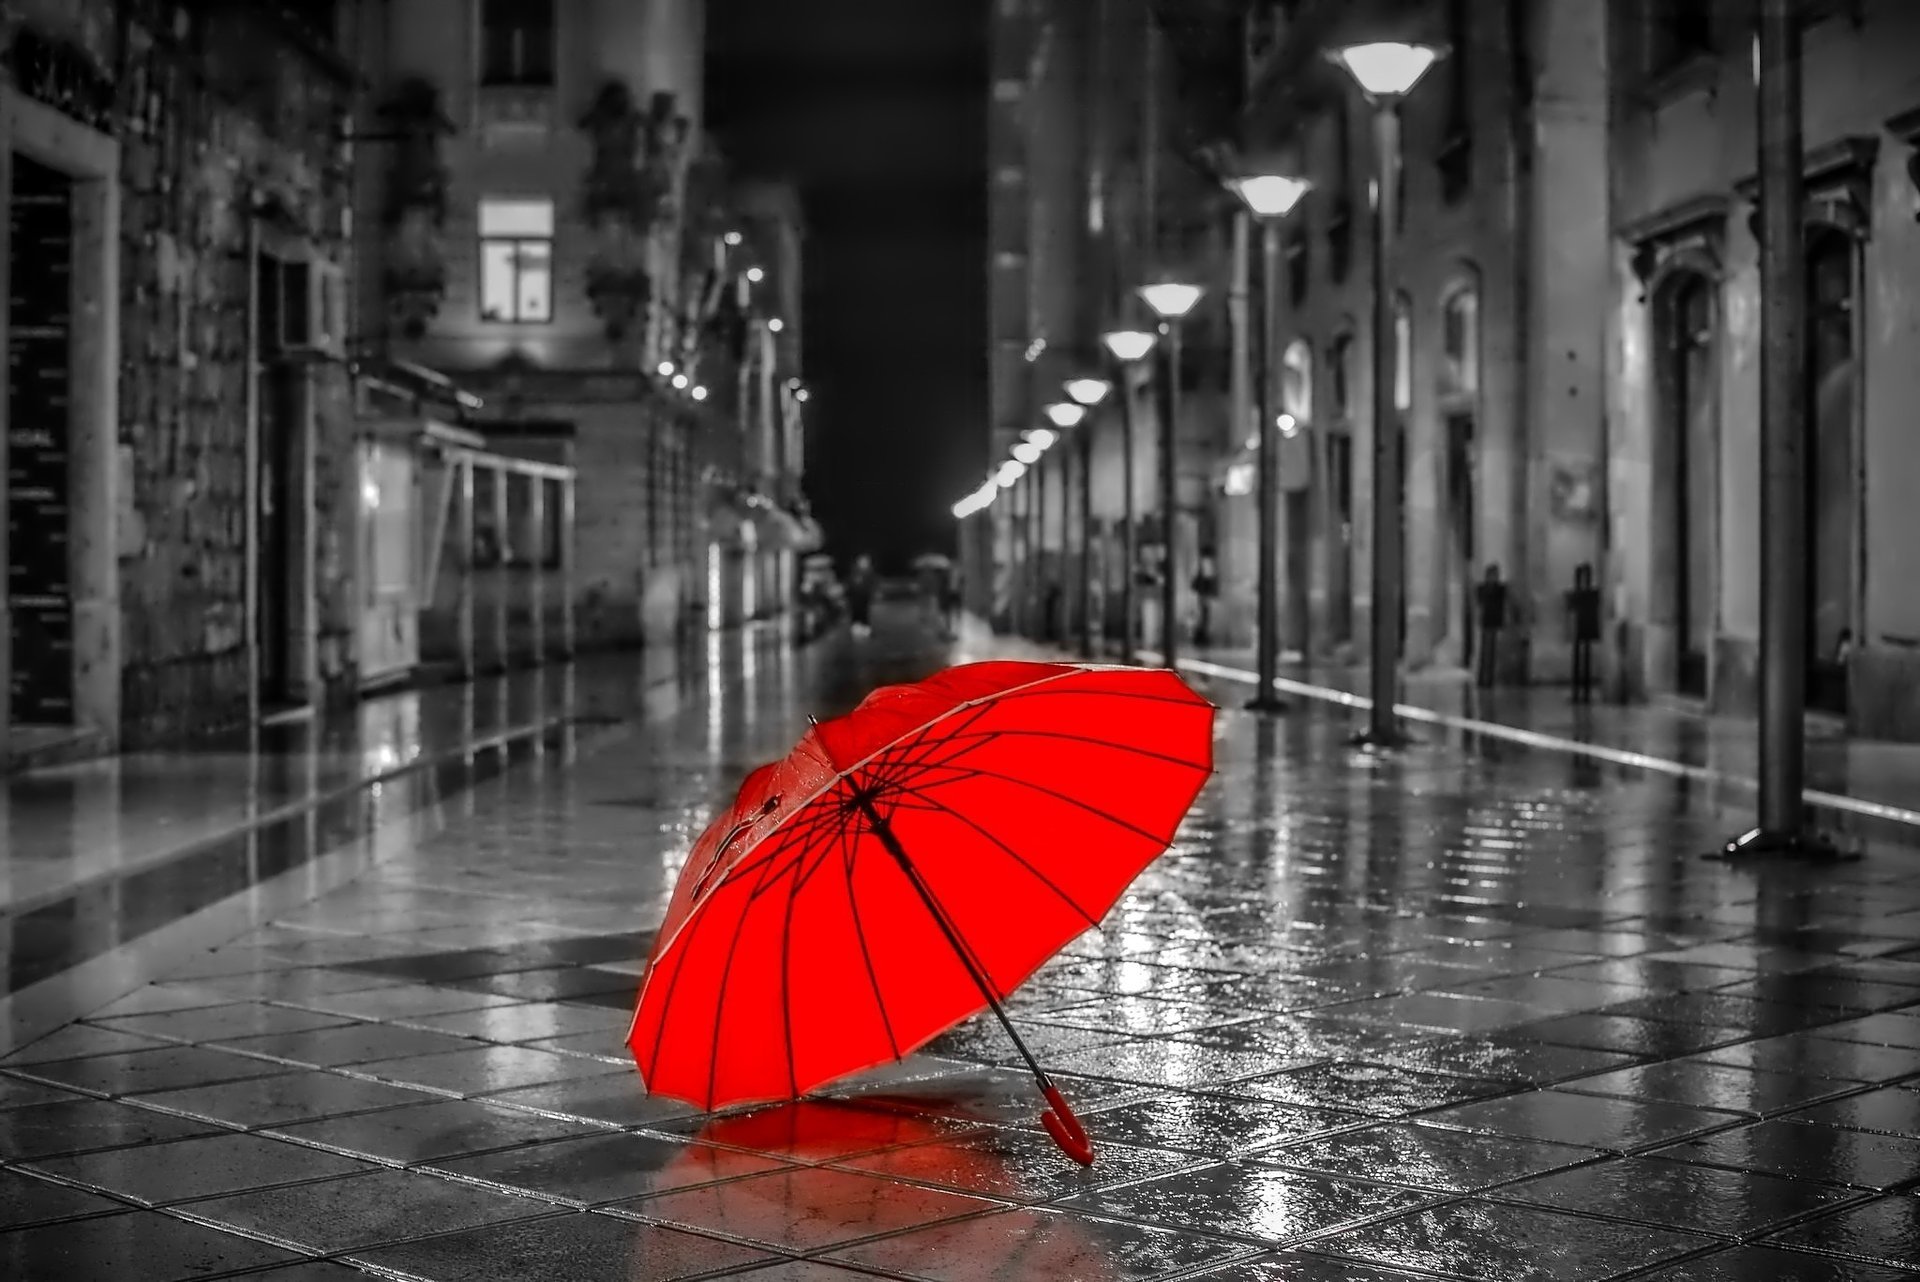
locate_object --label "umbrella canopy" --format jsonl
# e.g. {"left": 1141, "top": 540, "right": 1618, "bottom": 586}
{"left": 628, "top": 660, "right": 1215, "bottom": 1164}
{"left": 913, "top": 551, "right": 953, "bottom": 571}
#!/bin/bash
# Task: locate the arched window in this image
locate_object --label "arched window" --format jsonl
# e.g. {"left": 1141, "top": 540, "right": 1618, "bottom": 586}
{"left": 1441, "top": 285, "right": 1479, "bottom": 399}
{"left": 1281, "top": 339, "right": 1313, "bottom": 427}
{"left": 1393, "top": 295, "right": 1412, "bottom": 413}
{"left": 1329, "top": 331, "right": 1355, "bottom": 420}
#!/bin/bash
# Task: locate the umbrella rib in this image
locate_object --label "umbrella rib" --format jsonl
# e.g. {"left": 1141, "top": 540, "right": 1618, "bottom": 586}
{"left": 991, "top": 685, "right": 1208, "bottom": 709}
{"left": 908, "top": 724, "right": 1213, "bottom": 773}
{"left": 701, "top": 827, "right": 802, "bottom": 1109}
{"left": 895, "top": 788, "right": 1103, "bottom": 931}
{"left": 836, "top": 798, "right": 905, "bottom": 1063}
{"left": 893, "top": 759, "right": 1182, "bottom": 848}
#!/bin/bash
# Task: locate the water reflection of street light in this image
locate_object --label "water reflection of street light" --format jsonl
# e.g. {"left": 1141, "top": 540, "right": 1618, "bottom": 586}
{"left": 1101, "top": 328, "right": 1158, "bottom": 661}
{"left": 1226, "top": 169, "right": 1311, "bottom": 714}
{"left": 1137, "top": 282, "right": 1205, "bottom": 671}
{"left": 1331, "top": 39, "right": 1441, "bottom": 747}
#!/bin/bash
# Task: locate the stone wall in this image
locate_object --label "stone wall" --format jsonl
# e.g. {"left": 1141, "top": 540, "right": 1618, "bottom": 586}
{"left": 107, "top": 1, "right": 358, "bottom": 745}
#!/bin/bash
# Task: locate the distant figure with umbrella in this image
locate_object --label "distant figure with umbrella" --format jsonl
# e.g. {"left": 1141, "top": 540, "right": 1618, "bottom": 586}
{"left": 914, "top": 551, "right": 952, "bottom": 631}
{"left": 941, "top": 562, "right": 964, "bottom": 638}
{"left": 1474, "top": 563, "right": 1510, "bottom": 690}
{"left": 1565, "top": 562, "right": 1601, "bottom": 703}
{"left": 846, "top": 554, "right": 877, "bottom": 639}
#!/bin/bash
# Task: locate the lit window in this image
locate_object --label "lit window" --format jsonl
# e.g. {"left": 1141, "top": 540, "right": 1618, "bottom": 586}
{"left": 480, "top": 0, "right": 555, "bottom": 87}
{"left": 479, "top": 198, "right": 553, "bottom": 324}
{"left": 1442, "top": 287, "right": 1479, "bottom": 398}
{"left": 1393, "top": 297, "right": 1412, "bottom": 413}
{"left": 1281, "top": 340, "right": 1314, "bottom": 423}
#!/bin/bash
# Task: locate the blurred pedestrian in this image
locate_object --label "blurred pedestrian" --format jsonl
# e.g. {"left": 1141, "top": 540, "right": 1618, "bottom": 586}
{"left": 1566, "top": 562, "right": 1601, "bottom": 703}
{"left": 1192, "top": 549, "right": 1220, "bottom": 649}
{"left": 846, "top": 554, "right": 876, "bottom": 639}
{"left": 941, "top": 563, "right": 963, "bottom": 638}
{"left": 1474, "top": 563, "right": 1509, "bottom": 690}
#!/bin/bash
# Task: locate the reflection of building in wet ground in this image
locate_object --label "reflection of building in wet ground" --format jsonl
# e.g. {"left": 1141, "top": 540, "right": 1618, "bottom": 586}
{"left": 5, "top": 618, "right": 1920, "bottom": 1275}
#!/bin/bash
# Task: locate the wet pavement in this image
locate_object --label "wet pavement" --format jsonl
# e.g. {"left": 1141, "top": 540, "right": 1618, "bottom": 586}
{"left": 4, "top": 608, "right": 1920, "bottom": 1279}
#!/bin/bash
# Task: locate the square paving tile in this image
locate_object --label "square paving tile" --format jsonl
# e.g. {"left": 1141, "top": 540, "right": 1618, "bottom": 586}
{"left": 351, "top": 1210, "right": 775, "bottom": 1280}
{"left": 1, "top": 1023, "right": 176, "bottom": 1065}
{"left": 1811, "top": 1011, "right": 1920, "bottom": 1050}
{"left": 212, "top": 1020, "right": 485, "bottom": 1067}
{"left": 1634, "top": 1243, "right": 1920, "bottom": 1280}
{"left": 1312, "top": 1196, "right": 1717, "bottom": 1279}
{"left": 8, "top": 1045, "right": 288, "bottom": 1097}
{"left": 481, "top": 1073, "right": 704, "bottom": 1128}
{"left": 0, "top": 1168, "right": 128, "bottom": 1230}
{"left": 1418, "top": 1089, "right": 1744, "bottom": 1153}
{"left": 1379, "top": 1036, "right": 1639, "bottom": 1086}
{"left": 519, "top": 1029, "right": 632, "bottom": 1060}
{"left": 289, "top": 983, "right": 530, "bottom": 1022}
{"left": 176, "top": 1167, "right": 553, "bottom": 1254}
{"left": 642, "top": 1100, "right": 987, "bottom": 1165}
{"left": 1763, "top": 1194, "right": 1920, "bottom": 1270}
{"left": 1061, "top": 1162, "right": 1438, "bottom": 1245}
{"left": 0, "top": 1073, "right": 88, "bottom": 1110}
{"left": 825, "top": 1205, "right": 1253, "bottom": 1281}
{"left": 348, "top": 1044, "right": 627, "bottom": 1095}
{"left": 1083, "top": 1093, "right": 1368, "bottom": 1158}
{"left": 1504, "top": 1013, "right": 1747, "bottom": 1059}
{"left": 83, "top": 983, "right": 247, "bottom": 1018}
{"left": 90, "top": 1001, "right": 354, "bottom": 1045}
{"left": 823, "top": 1063, "right": 1146, "bottom": 1126}
{"left": 1183, "top": 1250, "right": 1488, "bottom": 1280}
{"left": 25, "top": 1130, "right": 374, "bottom": 1205}
{"left": 1694, "top": 1034, "right": 1920, "bottom": 1082}
{"left": 1262, "top": 1121, "right": 1603, "bottom": 1195}
{"left": 431, "top": 1130, "right": 789, "bottom": 1206}
{"left": 835, "top": 1125, "right": 1201, "bottom": 1201}
{"left": 133, "top": 1068, "right": 441, "bottom": 1129}
{"left": 1655, "top": 1118, "right": 1920, "bottom": 1191}
{"left": 1495, "top": 1154, "right": 1866, "bottom": 1237}
{"left": 0, "top": 1209, "right": 304, "bottom": 1277}
{"left": 269, "top": 1096, "right": 606, "bottom": 1165}
{"left": 1556, "top": 1059, "right": 1857, "bottom": 1116}
{"left": 1049, "top": 1040, "right": 1303, "bottom": 1091}
{"left": 1784, "top": 1085, "right": 1920, "bottom": 1135}
{"left": 0, "top": 1095, "right": 222, "bottom": 1160}
{"left": 612, "top": 1165, "right": 1000, "bottom": 1254}
{"left": 1237, "top": 1062, "right": 1515, "bottom": 1117}
{"left": 405, "top": 1000, "right": 631, "bottom": 1042}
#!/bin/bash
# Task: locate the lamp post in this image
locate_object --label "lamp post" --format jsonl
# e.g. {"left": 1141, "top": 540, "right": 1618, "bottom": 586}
{"left": 1100, "top": 329, "right": 1157, "bottom": 663}
{"left": 1225, "top": 172, "right": 1312, "bottom": 714}
{"left": 1330, "top": 40, "right": 1441, "bottom": 747}
{"left": 1136, "top": 283, "right": 1204, "bottom": 670}
{"left": 1064, "top": 378, "right": 1113, "bottom": 659}
{"left": 1037, "top": 402, "right": 1086, "bottom": 644}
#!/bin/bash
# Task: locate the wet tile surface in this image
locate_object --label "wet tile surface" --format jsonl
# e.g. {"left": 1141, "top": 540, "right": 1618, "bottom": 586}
{"left": 13, "top": 618, "right": 1920, "bottom": 1277}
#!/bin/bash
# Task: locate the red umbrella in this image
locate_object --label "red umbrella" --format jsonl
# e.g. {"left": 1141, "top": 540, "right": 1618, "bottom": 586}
{"left": 628, "top": 660, "right": 1215, "bottom": 1165}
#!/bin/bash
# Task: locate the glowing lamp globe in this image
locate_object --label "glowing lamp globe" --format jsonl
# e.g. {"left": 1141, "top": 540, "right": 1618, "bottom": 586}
{"left": 996, "top": 460, "right": 1027, "bottom": 487}
{"left": 1012, "top": 441, "right": 1043, "bottom": 465}
{"left": 1024, "top": 428, "right": 1058, "bottom": 450}
{"left": 1064, "top": 377, "right": 1113, "bottom": 406}
{"left": 1227, "top": 174, "right": 1312, "bottom": 219}
{"left": 1329, "top": 42, "right": 1442, "bottom": 98}
{"left": 1101, "top": 329, "right": 1157, "bottom": 363}
{"left": 1044, "top": 402, "right": 1087, "bottom": 429}
{"left": 1136, "top": 282, "right": 1203, "bottom": 320}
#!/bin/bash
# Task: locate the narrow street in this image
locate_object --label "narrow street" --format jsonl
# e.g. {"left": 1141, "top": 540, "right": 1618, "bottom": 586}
{"left": 4, "top": 610, "right": 1920, "bottom": 1279}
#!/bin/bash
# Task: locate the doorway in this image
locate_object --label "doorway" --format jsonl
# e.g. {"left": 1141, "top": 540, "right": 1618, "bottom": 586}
{"left": 6, "top": 154, "right": 75, "bottom": 725}
{"left": 1658, "top": 269, "right": 1716, "bottom": 698}
{"left": 1805, "top": 224, "right": 1856, "bottom": 716}
{"left": 1445, "top": 412, "right": 1477, "bottom": 667}
{"left": 253, "top": 254, "right": 305, "bottom": 712}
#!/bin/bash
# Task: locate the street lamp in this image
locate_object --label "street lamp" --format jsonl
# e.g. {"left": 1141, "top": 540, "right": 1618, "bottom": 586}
{"left": 1013, "top": 440, "right": 1043, "bottom": 466}
{"left": 1137, "top": 282, "right": 1205, "bottom": 671}
{"left": 1025, "top": 427, "right": 1058, "bottom": 449}
{"left": 1044, "top": 402, "right": 1086, "bottom": 429}
{"left": 1226, "top": 169, "right": 1312, "bottom": 714}
{"left": 1331, "top": 39, "right": 1441, "bottom": 747}
{"left": 768, "top": 318, "right": 785, "bottom": 333}
{"left": 1101, "top": 328, "right": 1157, "bottom": 662}
{"left": 1063, "top": 376, "right": 1113, "bottom": 658}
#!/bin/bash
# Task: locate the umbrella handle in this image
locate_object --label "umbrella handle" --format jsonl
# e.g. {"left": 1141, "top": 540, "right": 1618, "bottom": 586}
{"left": 1040, "top": 1083, "right": 1094, "bottom": 1166}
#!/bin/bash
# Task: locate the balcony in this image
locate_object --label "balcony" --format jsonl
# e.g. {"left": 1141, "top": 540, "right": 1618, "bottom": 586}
{"left": 476, "top": 83, "right": 558, "bottom": 147}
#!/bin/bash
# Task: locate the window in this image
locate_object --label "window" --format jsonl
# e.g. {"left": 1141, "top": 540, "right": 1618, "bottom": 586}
{"left": 479, "top": 198, "right": 553, "bottom": 323}
{"left": 1441, "top": 286, "right": 1479, "bottom": 399}
{"left": 1393, "top": 296, "right": 1412, "bottom": 414}
{"left": 1281, "top": 340, "right": 1313, "bottom": 425}
{"left": 1330, "top": 332, "right": 1354, "bottom": 419}
{"left": 1648, "top": 0, "right": 1713, "bottom": 74}
{"left": 481, "top": 0, "right": 555, "bottom": 87}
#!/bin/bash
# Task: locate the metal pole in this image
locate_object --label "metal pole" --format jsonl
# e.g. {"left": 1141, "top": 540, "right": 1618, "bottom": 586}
{"left": 1032, "top": 456, "right": 1047, "bottom": 639}
{"left": 1723, "top": 0, "right": 1832, "bottom": 859}
{"left": 1253, "top": 218, "right": 1285, "bottom": 711}
{"left": 1117, "top": 361, "right": 1138, "bottom": 660}
{"left": 1078, "top": 415, "right": 1095, "bottom": 658}
{"left": 1159, "top": 322, "right": 1181, "bottom": 669}
{"left": 1364, "top": 100, "right": 1406, "bottom": 745}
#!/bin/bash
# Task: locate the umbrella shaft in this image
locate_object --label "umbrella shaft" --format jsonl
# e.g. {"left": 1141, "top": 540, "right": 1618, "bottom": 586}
{"left": 852, "top": 794, "right": 1052, "bottom": 1090}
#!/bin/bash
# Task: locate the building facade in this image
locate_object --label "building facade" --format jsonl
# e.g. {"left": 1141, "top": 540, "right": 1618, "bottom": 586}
{"left": 1, "top": 0, "right": 363, "bottom": 764}
{"left": 983, "top": 0, "right": 1920, "bottom": 743}
{"left": 349, "top": 0, "right": 810, "bottom": 681}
